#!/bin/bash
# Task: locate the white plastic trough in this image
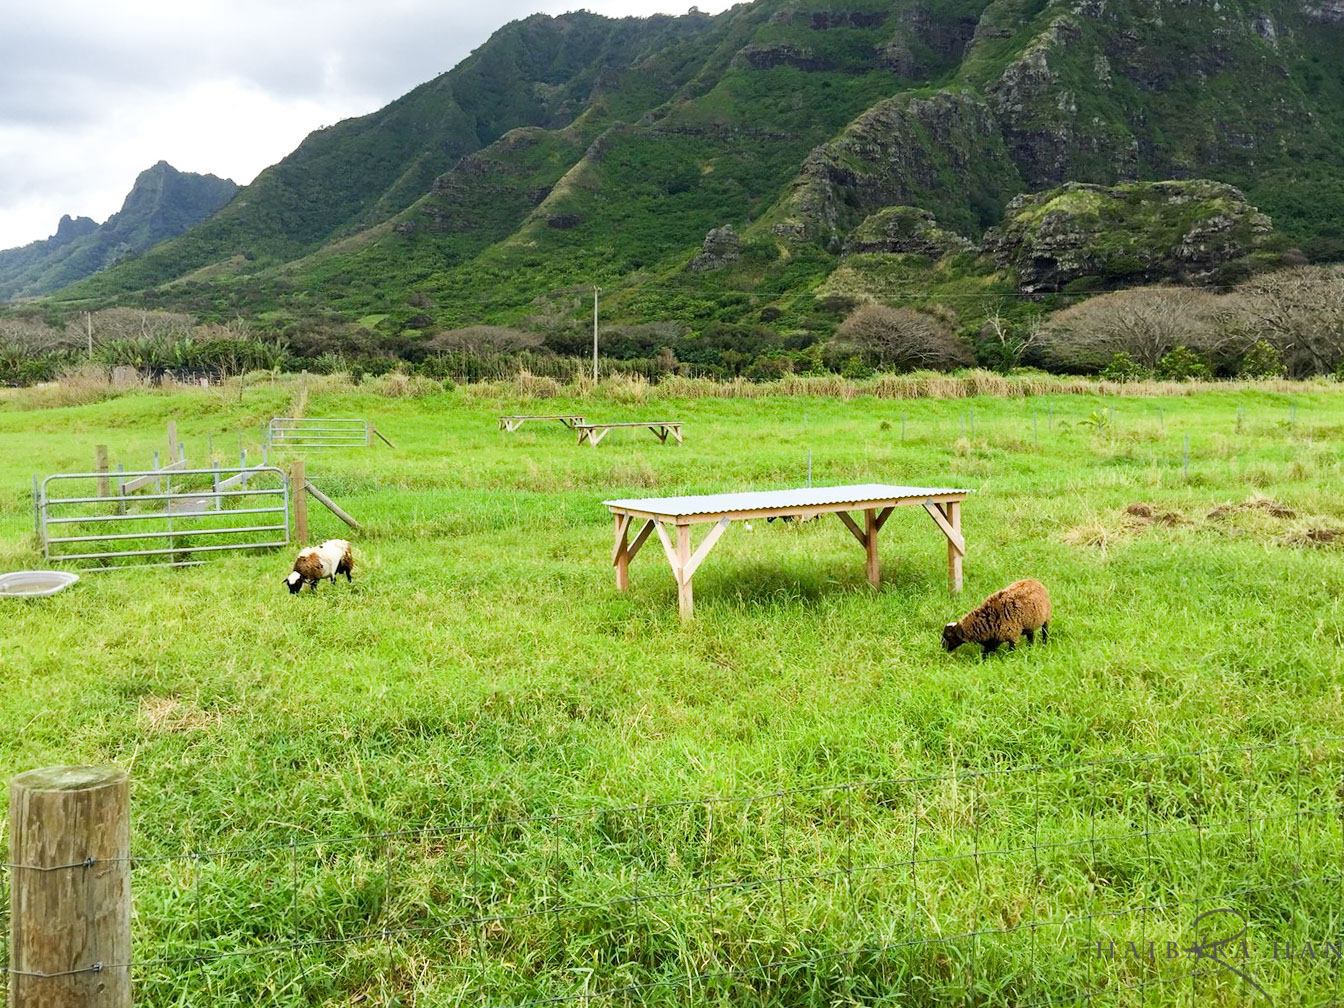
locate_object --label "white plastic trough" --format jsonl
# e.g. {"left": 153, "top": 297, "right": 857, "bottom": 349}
{"left": 0, "top": 570, "right": 80, "bottom": 598}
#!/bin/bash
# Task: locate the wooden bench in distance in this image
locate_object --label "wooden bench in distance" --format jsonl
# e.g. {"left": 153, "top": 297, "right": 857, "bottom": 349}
{"left": 498, "top": 414, "right": 586, "bottom": 433}
{"left": 575, "top": 421, "right": 683, "bottom": 447}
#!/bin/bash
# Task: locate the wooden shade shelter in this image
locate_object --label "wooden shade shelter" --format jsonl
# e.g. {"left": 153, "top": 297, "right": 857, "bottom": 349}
{"left": 605, "top": 483, "right": 970, "bottom": 619}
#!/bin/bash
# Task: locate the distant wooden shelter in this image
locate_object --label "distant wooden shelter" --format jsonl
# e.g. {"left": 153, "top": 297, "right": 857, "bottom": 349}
{"left": 498, "top": 414, "right": 586, "bottom": 433}
{"left": 576, "top": 421, "right": 683, "bottom": 447}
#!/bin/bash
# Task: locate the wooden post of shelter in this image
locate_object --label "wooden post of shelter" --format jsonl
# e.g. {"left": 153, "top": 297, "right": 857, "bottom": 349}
{"left": 864, "top": 508, "right": 880, "bottom": 588}
{"left": 946, "top": 500, "right": 963, "bottom": 593}
{"left": 676, "top": 522, "right": 693, "bottom": 619}
{"left": 95, "top": 445, "right": 109, "bottom": 498}
{"left": 291, "top": 458, "right": 308, "bottom": 543}
{"left": 8, "top": 765, "right": 131, "bottom": 1008}
{"left": 613, "top": 514, "right": 630, "bottom": 591}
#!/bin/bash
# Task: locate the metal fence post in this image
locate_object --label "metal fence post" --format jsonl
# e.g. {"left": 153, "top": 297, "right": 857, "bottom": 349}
{"left": 8, "top": 765, "right": 131, "bottom": 1008}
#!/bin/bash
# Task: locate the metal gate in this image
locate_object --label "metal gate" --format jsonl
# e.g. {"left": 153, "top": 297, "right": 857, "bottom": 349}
{"left": 36, "top": 466, "right": 290, "bottom": 571}
{"left": 266, "top": 417, "right": 368, "bottom": 450}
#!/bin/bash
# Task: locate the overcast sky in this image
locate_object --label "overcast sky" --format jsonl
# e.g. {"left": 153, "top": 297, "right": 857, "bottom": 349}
{"left": 0, "top": 0, "right": 737, "bottom": 251}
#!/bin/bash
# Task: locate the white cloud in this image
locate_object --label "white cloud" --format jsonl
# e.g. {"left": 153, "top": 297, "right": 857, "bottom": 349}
{"left": 0, "top": 0, "right": 738, "bottom": 251}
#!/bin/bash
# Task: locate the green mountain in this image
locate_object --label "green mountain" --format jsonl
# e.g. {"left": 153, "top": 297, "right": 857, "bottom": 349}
{"left": 0, "top": 162, "right": 236, "bottom": 300}
{"left": 45, "top": 0, "right": 1344, "bottom": 352}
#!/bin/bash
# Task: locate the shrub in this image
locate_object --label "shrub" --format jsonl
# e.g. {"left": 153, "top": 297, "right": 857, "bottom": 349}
{"left": 1238, "top": 340, "right": 1288, "bottom": 378}
{"left": 1156, "top": 345, "right": 1211, "bottom": 380}
{"left": 1099, "top": 351, "right": 1151, "bottom": 382}
{"left": 1228, "top": 266, "right": 1344, "bottom": 377}
{"left": 1039, "top": 287, "right": 1229, "bottom": 372}
{"left": 829, "top": 304, "right": 972, "bottom": 372}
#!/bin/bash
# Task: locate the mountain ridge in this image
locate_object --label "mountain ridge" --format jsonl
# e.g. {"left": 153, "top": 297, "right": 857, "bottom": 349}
{"left": 29, "top": 0, "right": 1344, "bottom": 355}
{"left": 0, "top": 162, "right": 237, "bottom": 300}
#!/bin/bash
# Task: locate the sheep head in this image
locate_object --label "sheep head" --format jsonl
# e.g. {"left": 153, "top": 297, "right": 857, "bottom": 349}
{"left": 941, "top": 621, "right": 966, "bottom": 652}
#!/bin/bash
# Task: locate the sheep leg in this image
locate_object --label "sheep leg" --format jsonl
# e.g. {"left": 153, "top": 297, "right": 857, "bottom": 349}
{"left": 1041, "top": 623, "right": 1049, "bottom": 644}
{"left": 1024, "top": 628, "right": 1035, "bottom": 646}
{"left": 981, "top": 640, "right": 1001, "bottom": 659}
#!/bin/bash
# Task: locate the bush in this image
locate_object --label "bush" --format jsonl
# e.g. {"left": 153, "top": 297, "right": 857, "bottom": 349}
{"left": 1156, "top": 345, "right": 1211, "bottom": 380}
{"left": 829, "top": 304, "right": 972, "bottom": 372}
{"left": 1238, "top": 340, "right": 1288, "bottom": 378}
{"left": 1039, "top": 287, "right": 1228, "bottom": 373}
{"left": 1098, "top": 351, "right": 1151, "bottom": 382}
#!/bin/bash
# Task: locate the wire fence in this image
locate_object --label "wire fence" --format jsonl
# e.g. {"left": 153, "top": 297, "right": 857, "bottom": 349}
{"left": 3, "top": 736, "right": 1342, "bottom": 1004}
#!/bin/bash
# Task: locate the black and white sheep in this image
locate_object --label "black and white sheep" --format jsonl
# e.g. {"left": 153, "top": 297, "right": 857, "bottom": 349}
{"left": 285, "top": 539, "right": 354, "bottom": 594}
{"left": 942, "top": 579, "right": 1051, "bottom": 658}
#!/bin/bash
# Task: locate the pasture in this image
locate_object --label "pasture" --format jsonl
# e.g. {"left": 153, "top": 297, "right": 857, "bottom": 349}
{"left": 1, "top": 376, "right": 1342, "bottom": 1006}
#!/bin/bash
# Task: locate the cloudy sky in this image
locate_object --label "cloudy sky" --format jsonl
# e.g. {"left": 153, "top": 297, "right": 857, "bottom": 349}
{"left": 0, "top": 0, "right": 737, "bottom": 251}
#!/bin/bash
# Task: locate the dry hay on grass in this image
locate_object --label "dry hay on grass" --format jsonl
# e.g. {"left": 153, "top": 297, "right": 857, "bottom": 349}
{"left": 1279, "top": 524, "right": 1343, "bottom": 548}
{"left": 1067, "top": 496, "right": 1341, "bottom": 551}
{"left": 1062, "top": 517, "right": 1127, "bottom": 550}
{"left": 139, "top": 696, "right": 218, "bottom": 733}
{"left": 1122, "top": 502, "right": 1188, "bottom": 526}
{"left": 1206, "top": 497, "right": 1297, "bottom": 520}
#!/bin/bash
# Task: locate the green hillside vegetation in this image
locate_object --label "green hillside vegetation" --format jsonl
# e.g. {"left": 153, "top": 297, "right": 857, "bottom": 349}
{"left": 27, "top": 0, "right": 1344, "bottom": 375}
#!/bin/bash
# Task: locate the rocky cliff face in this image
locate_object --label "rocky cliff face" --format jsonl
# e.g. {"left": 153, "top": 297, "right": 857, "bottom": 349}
{"left": 687, "top": 225, "right": 743, "bottom": 271}
{"left": 982, "top": 180, "right": 1289, "bottom": 291}
{"left": 765, "top": 90, "right": 1023, "bottom": 247}
{"left": 844, "top": 207, "right": 974, "bottom": 257}
{"left": 767, "top": 0, "right": 1344, "bottom": 259}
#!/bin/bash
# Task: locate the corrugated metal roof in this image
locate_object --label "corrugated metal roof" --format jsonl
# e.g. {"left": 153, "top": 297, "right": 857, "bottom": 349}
{"left": 604, "top": 482, "right": 971, "bottom": 517}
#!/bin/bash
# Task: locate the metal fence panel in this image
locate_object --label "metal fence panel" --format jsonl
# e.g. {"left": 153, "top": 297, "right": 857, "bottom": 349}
{"left": 37, "top": 466, "right": 289, "bottom": 571}
{"left": 266, "top": 417, "right": 368, "bottom": 450}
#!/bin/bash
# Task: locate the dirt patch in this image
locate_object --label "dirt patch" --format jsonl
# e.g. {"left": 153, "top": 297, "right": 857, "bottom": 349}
{"left": 1069, "top": 497, "right": 1335, "bottom": 551}
{"left": 1280, "top": 525, "right": 1344, "bottom": 548}
{"left": 1207, "top": 497, "right": 1296, "bottom": 520}
{"left": 1123, "top": 502, "right": 1188, "bottom": 526}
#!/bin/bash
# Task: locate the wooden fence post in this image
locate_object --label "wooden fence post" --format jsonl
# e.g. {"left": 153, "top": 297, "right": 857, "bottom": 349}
{"left": 8, "top": 765, "right": 131, "bottom": 1008}
{"left": 291, "top": 458, "right": 308, "bottom": 543}
{"left": 95, "top": 445, "right": 110, "bottom": 498}
{"left": 166, "top": 421, "right": 178, "bottom": 463}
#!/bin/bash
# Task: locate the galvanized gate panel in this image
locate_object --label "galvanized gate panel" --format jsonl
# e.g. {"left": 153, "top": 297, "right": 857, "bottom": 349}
{"left": 266, "top": 417, "right": 368, "bottom": 450}
{"left": 37, "top": 466, "right": 289, "bottom": 571}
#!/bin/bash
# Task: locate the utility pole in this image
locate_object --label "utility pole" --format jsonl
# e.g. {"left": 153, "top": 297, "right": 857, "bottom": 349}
{"left": 86, "top": 311, "right": 93, "bottom": 357}
{"left": 592, "top": 286, "right": 599, "bottom": 383}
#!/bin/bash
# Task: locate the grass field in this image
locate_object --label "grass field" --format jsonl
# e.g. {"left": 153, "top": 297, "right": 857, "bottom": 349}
{"left": 1, "top": 376, "right": 1342, "bottom": 1006}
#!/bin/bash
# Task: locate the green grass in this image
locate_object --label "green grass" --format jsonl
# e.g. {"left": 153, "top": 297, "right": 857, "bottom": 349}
{"left": 1, "top": 378, "right": 1342, "bottom": 1005}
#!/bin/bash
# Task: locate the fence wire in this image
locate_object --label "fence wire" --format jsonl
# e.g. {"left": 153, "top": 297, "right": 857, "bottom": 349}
{"left": 3, "top": 736, "right": 1342, "bottom": 1005}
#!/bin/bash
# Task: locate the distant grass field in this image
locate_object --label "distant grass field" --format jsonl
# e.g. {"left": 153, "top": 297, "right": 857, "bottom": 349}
{"left": 1, "top": 377, "right": 1342, "bottom": 1006}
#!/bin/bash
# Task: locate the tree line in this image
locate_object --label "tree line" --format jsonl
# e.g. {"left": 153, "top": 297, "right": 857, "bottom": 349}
{"left": 3, "top": 267, "right": 1342, "bottom": 387}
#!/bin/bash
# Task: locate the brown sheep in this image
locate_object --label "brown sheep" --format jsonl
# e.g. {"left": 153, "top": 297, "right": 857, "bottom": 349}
{"left": 942, "top": 579, "right": 1051, "bottom": 659}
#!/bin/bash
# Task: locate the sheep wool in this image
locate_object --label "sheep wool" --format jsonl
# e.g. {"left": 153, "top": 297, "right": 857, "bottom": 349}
{"left": 285, "top": 539, "right": 354, "bottom": 594}
{"left": 943, "top": 579, "right": 1051, "bottom": 658}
